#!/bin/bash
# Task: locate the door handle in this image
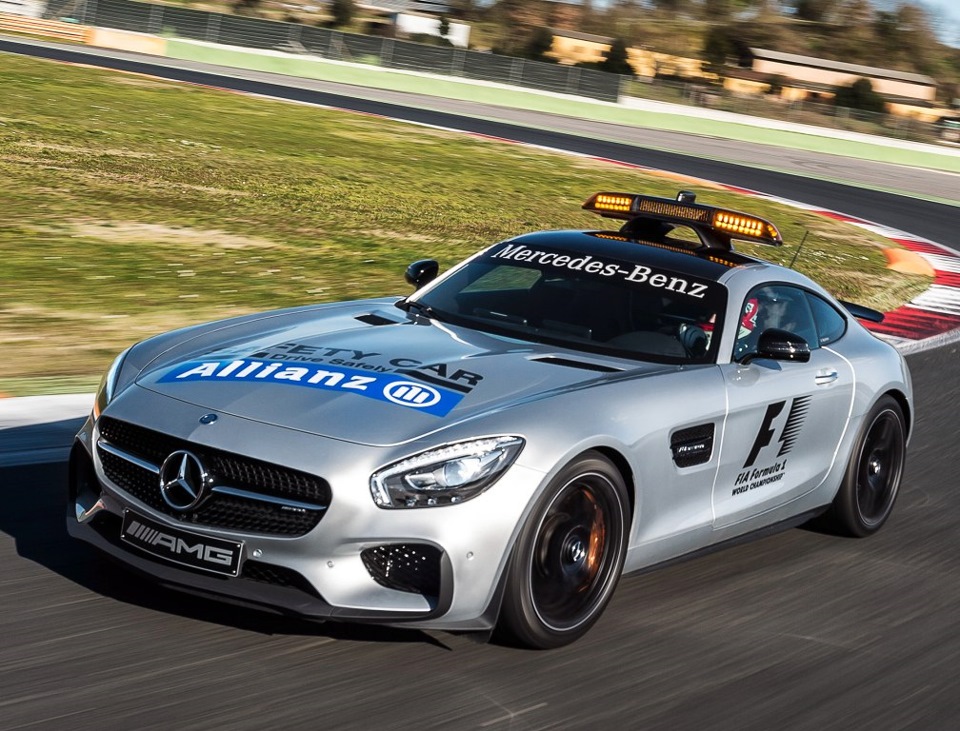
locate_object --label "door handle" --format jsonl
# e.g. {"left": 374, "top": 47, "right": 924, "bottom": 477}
{"left": 815, "top": 369, "right": 839, "bottom": 386}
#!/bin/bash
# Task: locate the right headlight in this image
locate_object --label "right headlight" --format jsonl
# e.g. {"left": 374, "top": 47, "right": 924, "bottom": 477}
{"left": 92, "top": 346, "right": 132, "bottom": 421}
{"left": 370, "top": 436, "right": 524, "bottom": 509}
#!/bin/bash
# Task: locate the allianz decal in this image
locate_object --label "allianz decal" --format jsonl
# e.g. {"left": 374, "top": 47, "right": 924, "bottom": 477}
{"left": 158, "top": 359, "right": 464, "bottom": 417}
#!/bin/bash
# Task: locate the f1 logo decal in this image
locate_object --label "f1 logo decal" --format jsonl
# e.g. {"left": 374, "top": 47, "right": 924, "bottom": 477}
{"left": 743, "top": 396, "right": 811, "bottom": 468}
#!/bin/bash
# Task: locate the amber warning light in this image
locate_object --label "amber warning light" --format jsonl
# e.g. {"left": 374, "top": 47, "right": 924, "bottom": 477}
{"left": 583, "top": 191, "right": 783, "bottom": 248}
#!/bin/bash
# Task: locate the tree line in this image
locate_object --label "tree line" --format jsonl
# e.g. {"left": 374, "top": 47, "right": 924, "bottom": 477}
{"left": 230, "top": 0, "right": 958, "bottom": 101}
{"left": 450, "top": 0, "right": 959, "bottom": 94}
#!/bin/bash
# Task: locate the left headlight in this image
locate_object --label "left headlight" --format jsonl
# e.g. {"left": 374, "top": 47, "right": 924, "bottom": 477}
{"left": 370, "top": 436, "right": 524, "bottom": 509}
{"left": 92, "top": 346, "right": 132, "bottom": 421}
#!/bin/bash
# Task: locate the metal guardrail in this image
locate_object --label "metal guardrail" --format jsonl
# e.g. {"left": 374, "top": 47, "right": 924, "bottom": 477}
{"left": 51, "top": 0, "right": 623, "bottom": 103}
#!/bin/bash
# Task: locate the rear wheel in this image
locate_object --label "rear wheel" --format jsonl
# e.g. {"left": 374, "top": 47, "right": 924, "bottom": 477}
{"left": 820, "top": 395, "right": 906, "bottom": 537}
{"left": 497, "top": 452, "right": 629, "bottom": 649}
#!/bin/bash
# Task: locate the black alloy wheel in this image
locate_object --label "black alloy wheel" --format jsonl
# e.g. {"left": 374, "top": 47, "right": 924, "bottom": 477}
{"left": 854, "top": 405, "right": 906, "bottom": 530}
{"left": 820, "top": 395, "right": 906, "bottom": 537}
{"left": 498, "top": 452, "right": 629, "bottom": 649}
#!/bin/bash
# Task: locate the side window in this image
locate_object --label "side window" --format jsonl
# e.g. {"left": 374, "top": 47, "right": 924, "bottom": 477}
{"left": 734, "top": 285, "right": 819, "bottom": 360}
{"left": 806, "top": 293, "right": 848, "bottom": 346}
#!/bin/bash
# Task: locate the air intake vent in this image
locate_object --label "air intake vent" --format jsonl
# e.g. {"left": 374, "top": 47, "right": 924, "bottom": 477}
{"left": 355, "top": 313, "right": 398, "bottom": 326}
{"left": 670, "top": 423, "right": 715, "bottom": 467}
{"left": 361, "top": 544, "right": 442, "bottom": 597}
{"left": 530, "top": 356, "right": 621, "bottom": 373}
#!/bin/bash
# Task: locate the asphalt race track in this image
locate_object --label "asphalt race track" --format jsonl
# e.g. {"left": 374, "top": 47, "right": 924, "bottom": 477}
{"left": 3, "top": 39, "right": 960, "bottom": 730}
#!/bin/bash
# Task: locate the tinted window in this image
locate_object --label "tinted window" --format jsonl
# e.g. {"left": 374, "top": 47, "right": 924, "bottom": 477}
{"left": 412, "top": 242, "right": 727, "bottom": 364}
{"left": 806, "top": 293, "right": 847, "bottom": 345}
{"left": 734, "top": 284, "right": 818, "bottom": 361}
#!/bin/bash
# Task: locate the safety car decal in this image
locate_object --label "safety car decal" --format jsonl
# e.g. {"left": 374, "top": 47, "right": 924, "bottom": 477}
{"left": 249, "top": 342, "right": 484, "bottom": 394}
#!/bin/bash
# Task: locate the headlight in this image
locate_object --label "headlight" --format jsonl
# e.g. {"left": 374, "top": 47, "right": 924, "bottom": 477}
{"left": 92, "top": 346, "right": 131, "bottom": 421}
{"left": 370, "top": 436, "right": 524, "bottom": 509}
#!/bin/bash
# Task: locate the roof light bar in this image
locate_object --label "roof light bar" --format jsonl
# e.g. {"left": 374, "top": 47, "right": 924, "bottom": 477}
{"left": 591, "top": 193, "right": 634, "bottom": 213}
{"left": 583, "top": 191, "right": 783, "bottom": 249}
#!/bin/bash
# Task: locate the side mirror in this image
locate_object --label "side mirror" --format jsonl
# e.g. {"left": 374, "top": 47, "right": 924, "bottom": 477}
{"left": 404, "top": 259, "right": 439, "bottom": 290}
{"left": 742, "top": 328, "right": 811, "bottom": 364}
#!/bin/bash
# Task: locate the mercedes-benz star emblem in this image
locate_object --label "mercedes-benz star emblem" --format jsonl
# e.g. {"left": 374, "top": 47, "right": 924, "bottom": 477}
{"left": 159, "top": 450, "right": 209, "bottom": 511}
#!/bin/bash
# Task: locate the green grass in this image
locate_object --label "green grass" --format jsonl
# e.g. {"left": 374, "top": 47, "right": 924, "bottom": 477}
{"left": 0, "top": 53, "right": 930, "bottom": 394}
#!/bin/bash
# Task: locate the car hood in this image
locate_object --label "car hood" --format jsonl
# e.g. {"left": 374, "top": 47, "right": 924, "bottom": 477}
{"left": 136, "top": 301, "right": 674, "bottom": 446}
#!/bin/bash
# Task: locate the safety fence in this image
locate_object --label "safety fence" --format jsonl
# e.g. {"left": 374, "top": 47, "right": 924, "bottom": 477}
{"left": 46, "top": 0, "right": 623, "bottom": 103}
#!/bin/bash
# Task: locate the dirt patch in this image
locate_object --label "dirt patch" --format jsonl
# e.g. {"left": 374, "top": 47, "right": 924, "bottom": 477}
{"left": 15, "top": 142, "right": 157, "bottom": 158}
{"left": 108, "top": 75, "right": 181, "bottom": 90}
{"left": 69, "top": 221, "right": 280, "bottom": 249}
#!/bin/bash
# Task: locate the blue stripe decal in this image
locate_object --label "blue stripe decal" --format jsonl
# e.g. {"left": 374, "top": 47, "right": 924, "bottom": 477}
{"left": 157, "top": 359, "right": 463, "bottom": 417}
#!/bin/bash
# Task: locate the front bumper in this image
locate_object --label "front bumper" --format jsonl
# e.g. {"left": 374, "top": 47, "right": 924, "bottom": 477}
{"left": 66, "top": 388, "right": 545, "bottom": 630}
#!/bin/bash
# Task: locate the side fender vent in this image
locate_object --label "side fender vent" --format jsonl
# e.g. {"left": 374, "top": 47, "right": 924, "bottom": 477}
{"left": 671, "top": 423, "right": 715, "bottom": 467}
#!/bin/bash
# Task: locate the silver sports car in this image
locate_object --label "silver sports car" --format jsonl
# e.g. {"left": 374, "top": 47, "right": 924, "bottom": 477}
{"left": 68, "top": 191, "right": 911, "bottom": 648}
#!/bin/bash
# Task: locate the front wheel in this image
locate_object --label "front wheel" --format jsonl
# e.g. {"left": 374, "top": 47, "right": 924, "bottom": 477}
{"left": 497, "top": 452, "right": 629, "bottom": 649}
{"left": 820, "top": 395, "right": 906, "bottom": 537}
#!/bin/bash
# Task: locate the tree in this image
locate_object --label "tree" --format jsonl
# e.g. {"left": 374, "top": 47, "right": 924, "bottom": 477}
{"left": 438, "top": 14, "right": 451, "bottom": 40}
{"left": 524, "top": 27, "right": 555, "bottom": 62}
{"left": 702, "top": 0, "right": 732, "bottom": 22}
{"left": 792, "top": 0, "right": 835, "bottom": 23}
{"left": 600, "top": 38, "right": 635, "bottom": 76}
{"left": 490, "top": 0, "right": 545, "bottom": 57}
{"left": 448, "top": 0, "right": 477, "bottom": 21}
{"left": 765, "top": 74, "right": 787, "bottom": 96}
{"left": 703, "top": 25, "right": 734, "bottom": 72}
{"left": 232, "top": 0, "right": 262, "bottom": 16}
{"left": 330, "top": 0, "right": 354, "bottom": 28}
{"left": 896, "top": 3, "right": 938, "bottom": 74}
{"left": 834, "top": 77, "right": 886, "bottom": 114}
{"left": 838, "top": 0, "right": 872, "bottom": 24}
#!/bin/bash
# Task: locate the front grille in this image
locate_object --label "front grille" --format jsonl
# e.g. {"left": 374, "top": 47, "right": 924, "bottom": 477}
{"left": 97, "top": 416, "right": 330, "bottom": 536}
{"left": 361, "top": 544, "right": 442, "bottom": 598}
{"left": 99, "top": 417, "right": 328, "bottom": 503}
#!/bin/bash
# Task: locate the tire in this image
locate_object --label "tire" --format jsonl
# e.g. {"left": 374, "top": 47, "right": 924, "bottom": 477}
{"left": 496, "top": 452, "right": 629, "bottom": 649}
{"left": 820, "top": 395, "right": 906, "bottom": 537}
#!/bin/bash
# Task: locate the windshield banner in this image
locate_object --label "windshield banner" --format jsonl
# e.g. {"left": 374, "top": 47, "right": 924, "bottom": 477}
{"left": 491, "top": 243, "right": 712, "bottom": 299}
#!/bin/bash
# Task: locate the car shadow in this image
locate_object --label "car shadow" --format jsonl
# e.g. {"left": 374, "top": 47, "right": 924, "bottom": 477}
{"left": 0, "top": 421, "right": 450, "bottom": 649}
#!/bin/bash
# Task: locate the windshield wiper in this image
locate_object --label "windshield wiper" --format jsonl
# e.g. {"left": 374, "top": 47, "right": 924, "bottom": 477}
{"left": 398, "top": 299, "right": 441, "bottom": 321}
{"left": 471, "top": 308, "right": 529, "bottom": 327}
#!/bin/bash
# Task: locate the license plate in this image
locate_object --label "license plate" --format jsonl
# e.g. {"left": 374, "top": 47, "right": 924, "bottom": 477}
{"left": 121, "top": 510, "right": 243, "bottom": 577}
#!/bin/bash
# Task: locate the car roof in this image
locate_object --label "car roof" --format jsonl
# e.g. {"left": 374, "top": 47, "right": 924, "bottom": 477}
{"left": 504, "top": 230, "right": 767, "bottom": 282}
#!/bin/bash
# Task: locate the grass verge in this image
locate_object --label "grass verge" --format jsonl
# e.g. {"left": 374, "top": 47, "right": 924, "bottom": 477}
{"left": 0, "top": 53, "right": 930, "bottom": 396}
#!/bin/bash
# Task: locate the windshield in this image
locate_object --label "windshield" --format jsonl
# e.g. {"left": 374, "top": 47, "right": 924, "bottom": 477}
{"left": 411, "top": 241, "right": 727, "bottom": 364}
